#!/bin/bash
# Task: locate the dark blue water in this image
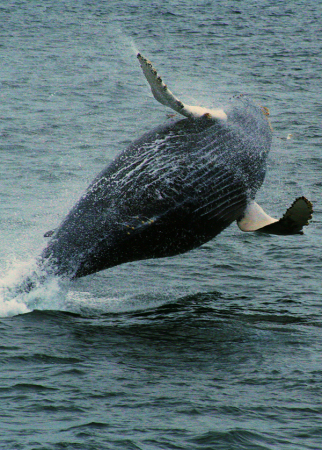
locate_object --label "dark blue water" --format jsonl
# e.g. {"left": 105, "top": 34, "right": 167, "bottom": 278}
{"left": 1, "top": 1, "right": 322, "bottom": 449}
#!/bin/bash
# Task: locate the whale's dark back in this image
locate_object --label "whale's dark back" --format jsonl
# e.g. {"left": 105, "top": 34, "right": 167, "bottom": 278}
{"left": 41, "top": 97, "right": 272, "bottom": 278}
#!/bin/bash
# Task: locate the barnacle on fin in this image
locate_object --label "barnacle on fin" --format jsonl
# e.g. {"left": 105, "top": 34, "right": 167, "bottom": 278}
{"left": 260, "top": 106, "right": 270, "bottom": 116}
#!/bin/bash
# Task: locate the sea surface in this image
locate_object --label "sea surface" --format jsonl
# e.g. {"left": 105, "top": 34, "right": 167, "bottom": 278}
{"left": 1, "top": 1, "right": 322, "bottom": 449}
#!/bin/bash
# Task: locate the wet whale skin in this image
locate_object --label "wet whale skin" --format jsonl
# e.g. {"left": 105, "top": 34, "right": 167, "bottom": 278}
{"left": 41, "top": 97, "right": 272, "bottom": 279}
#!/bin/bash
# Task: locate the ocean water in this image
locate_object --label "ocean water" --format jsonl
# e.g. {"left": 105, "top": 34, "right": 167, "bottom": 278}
{"left": 1, "top": 1, "right": 322, "bottom": 449}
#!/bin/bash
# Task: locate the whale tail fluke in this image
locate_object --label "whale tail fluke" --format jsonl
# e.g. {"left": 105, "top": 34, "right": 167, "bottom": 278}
{"left": 237, "top": 196, "right": 313, "bottom": 235}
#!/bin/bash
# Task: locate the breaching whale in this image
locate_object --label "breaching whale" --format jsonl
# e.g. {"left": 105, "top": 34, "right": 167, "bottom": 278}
{"left": 38, "top": 54, "right": 312, "bottom": 280}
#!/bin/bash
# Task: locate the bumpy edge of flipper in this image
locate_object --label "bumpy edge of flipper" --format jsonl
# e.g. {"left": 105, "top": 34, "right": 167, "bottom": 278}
{"left": 137, "top": 53, "right": 227, "bottom": 121}
{"left": 237, "top": 197, "right": 313, "bottom": 235}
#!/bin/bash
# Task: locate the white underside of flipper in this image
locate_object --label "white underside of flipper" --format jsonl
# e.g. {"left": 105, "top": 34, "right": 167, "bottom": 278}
{"left": 137, "top": 53, "right": 227, "bottom": 121}
{"left": 237, "top": 201, "right": 278, "bottom": 232}
{"left": 238, "top": 197, "right": 313, "bottom": 235}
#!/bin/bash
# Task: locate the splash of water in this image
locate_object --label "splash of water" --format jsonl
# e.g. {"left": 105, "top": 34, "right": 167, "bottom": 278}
{"left": 0, "top": 258, "right": 69, "bottom": 318}
{"left": 0, "top": 256, "right": 175, "bottom": 318}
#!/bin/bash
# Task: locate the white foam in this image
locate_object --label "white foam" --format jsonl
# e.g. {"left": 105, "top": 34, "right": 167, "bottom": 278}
{"left": 0, "top": 295, "right": 31, "bottom": 317}
{"left": 0, "top": 258, "right": 69, "bottom": 318}
{"left": 63, "top": 288, "right": 172, "bottom": 316}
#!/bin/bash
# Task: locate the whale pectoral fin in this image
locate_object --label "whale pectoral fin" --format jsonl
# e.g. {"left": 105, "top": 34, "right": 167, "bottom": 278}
{"left": 257, "top": 197, "right": 313, "bottom": 235}
{"left": 44, "top": 229, "right": 56, "bottom": 238}
{"left": 237, "top": 197, "right": 313, "bottom": 235}
{"left": 137, "top": 53, "right": 227, "bottom": 121}
{"left": 237, "top": 201, "right": 278, "bottom": 232}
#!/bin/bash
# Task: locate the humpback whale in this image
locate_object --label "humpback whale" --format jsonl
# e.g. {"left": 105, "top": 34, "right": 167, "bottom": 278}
{"left": 38, "top": 54, "right": 312, "bottom": 280}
